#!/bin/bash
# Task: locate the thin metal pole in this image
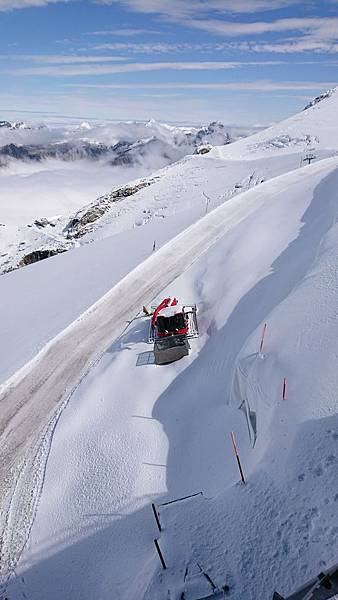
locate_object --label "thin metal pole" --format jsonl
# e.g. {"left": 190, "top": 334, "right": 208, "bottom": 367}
{"left": 154, "top": 539, "right": 166, "bottom": 570}
{"left": 151, "top": 503, "right": 161, "bottom": 532}
{"left": 259, "top": 323, "right": 267, "bottom": 354}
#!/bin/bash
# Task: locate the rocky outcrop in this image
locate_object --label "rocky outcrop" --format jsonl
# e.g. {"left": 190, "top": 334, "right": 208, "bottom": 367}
{"left": 18, "top": 248, "right": 67, "bottom": 267}
{"left": 0, "top": 141, "right": 112, "bottom": 162}
{"left": 195, "top": 144, "right": 212, "bottom": 155}
{"left": 0, "top": 143, "right": 41, "bottom": 161}
{"left": 303, "top": 88, "right": 335, "bottom": 110}
{"left": 33, "top": 218, "right": 56, "bottom": 228}
{"left": 64, "top": 178, "right": 159, "bottom": 239}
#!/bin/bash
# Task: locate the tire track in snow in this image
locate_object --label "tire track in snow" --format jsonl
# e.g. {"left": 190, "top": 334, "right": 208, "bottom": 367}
{"left": 0, "top": 157, "right": 337, "bottom": 594}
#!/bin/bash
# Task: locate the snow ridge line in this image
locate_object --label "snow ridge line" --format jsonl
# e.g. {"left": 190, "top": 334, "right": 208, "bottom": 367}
{"left": 0, "top": 156, "right": 338, "bottom": 594}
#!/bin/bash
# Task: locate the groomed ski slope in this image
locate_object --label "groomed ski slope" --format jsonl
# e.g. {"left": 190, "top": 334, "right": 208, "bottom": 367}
{"left": 3, "top": 88, "right": 338, "bottom": 370}
{"left": 0, "top": 152, "right": 328, "bottom": 384}
{"left": 4, "top": 156, "right": 338, "bottom": 600}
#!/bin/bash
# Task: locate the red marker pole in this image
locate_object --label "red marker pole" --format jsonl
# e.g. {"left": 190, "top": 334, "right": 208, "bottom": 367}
{"left": 259, "top": 323, "right": 267, "bottom": 354}
{"left": 230, "top": 431, "right": 246, "bottom": 484}
{"left": 282, "top": 378, "right": 287, "bottom": 400}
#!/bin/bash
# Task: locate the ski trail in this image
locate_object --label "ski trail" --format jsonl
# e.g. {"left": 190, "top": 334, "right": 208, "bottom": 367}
{"left": 0, "top": 157, "right": 337, "bottom": 595}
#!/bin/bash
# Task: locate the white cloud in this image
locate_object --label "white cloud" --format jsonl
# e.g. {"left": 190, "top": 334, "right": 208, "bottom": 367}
{"left": 96, "top": 0, "right": 301, "bottom": 18}
{"left": 90, "top": 28, "right": 161, "bottom": 36}
{"left": 188, "top": 16, "right": 338, "bottom": 38}
{"left": 7, "top": 56, "right": 330, "bottom": 76}
{"left": 1, "top": 54, "right": 126, "bottom": 63}
{"left": 8, "top": 60, "right": 239, "bottom": 76}
{"left": 0, "top": 0, "right": 300, "bottom": 13}
{"left": 226, "top": 40, "right": 338, "bottom": 53}
{"left": 63, "top": 80, "right": 336, "bottom": 91}
{"left": 0, "top": 0, "right": 68, "bottom": 10}
{"left": 90, "top": 42, "right": 205, "bottom": 52}
{"left": 87, "top": 39, "right": 338, "bottom": 56}
{"left": 93, "top": 2, "right": 338, "bottom": 54}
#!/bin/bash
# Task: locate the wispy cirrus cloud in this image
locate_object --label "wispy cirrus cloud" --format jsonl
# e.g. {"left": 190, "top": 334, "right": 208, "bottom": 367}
{"left": 96, "top": 0, "right": 302, "bottom": 18}
{"left": 94, "top": 2, "right": 338, "bottom": 55}
{"left": 87, "top": 39, "right": 338, "bottom": 57}
{"left": 186, "top": 17, "right": 338, "bottom": 53}
{"left": 89, "top": 42, "right": 228, "bottom": 53}
{"left": 1, "top": 54, "right": 126, "bottom": 63}
{"left": 223, "top": 40, "right": 338, "bottom": 53}
{"left": 0, "top": 0, "right": 69, "bottom": 10}
{"left": 8, "top": 60, "right": 239, "bottom": 76}
{"left": 7, "top": 56, "right": 334, "bottom": 77}
{"left": 90, "top": 27, "right": 161, "bottom": 36}
{"left": 63, "top": 80, "right": 337, "bottom": 91}
{"left": 188, "top": 16, "right": 338, "bottom": 38}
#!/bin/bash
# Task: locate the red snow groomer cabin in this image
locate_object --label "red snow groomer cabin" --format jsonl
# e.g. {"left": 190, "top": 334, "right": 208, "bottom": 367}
{"left": 149, "top": 297, "right": 198, "bottom": 365}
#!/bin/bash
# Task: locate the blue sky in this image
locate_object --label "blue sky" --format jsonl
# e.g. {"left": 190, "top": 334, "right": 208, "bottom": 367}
{"left": 0, "top": 0, "right": 338, "bottom": 125}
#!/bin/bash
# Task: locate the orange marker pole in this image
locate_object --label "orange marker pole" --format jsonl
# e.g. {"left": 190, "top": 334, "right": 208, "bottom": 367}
{"left": 230, "top": 431, "right": 245, "bottom": 484}
{"left": 259, "top": 323, "right": 267, "bottom": 354}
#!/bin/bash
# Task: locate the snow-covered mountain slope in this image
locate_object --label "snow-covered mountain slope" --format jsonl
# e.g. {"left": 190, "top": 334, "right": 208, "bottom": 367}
{"left": 0, "top": 150, "right": 304, "bottom": 382}
{"left": 0, "top": 120, "right": 232, "bottom": 178}
{"left": 0, "top": 119, "right": 234, "bottom": 272}
{"left": 2, "top": 88, "right": 338, "bottom": 600}
{"left": 2, "top": 155, "right": 338, "bottom": 600}
{"left": 0, "top": 151, "right": 294, "bottom": 274}
{"left": 0, "top": 118, "right": 230, "bottom": 155}
{"left": 214, "top": 86, "right": 338, "bottom": 160}
{"left": 3, "top": 88, "right": 338, "bottom": 276}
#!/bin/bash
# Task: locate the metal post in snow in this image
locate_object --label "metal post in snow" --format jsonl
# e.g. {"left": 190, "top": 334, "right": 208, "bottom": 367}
{"left": 282, "top": 378, "right": 287, "bottom": 400}
{"left": 202, "top": 191, "right": 210, "bottom": 215}
{"left": 152, "top": 240, "right": 156, "bottom": 252}
{"left": 154, "top": 539, "right": 167, "bottom": 570}
{"left": 151, "top": 503, "right": 162, "bottom": 532}
{"left": 259, "top": 323, "right": 267, "bottom": 354}
{"left": 230, "top": 431, "right": 246, "bottom": 484}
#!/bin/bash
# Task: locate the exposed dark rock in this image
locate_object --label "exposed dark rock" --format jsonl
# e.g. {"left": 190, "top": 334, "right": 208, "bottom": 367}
{"left": 0, "top": 141, "right": 112, "bottom": 162}
{"left": 19, "top": 248, "right": 67, "bottom": 267}
{"left": 65, "top": 178, "right": 159, "bottom": 239}
{"left": 0, "top": 143, "right": 41, "bottom": 161}
{"left": 303, "top": 88, "right": 334, "bottom": 110}
{"left": 34, "top": 218, "right": 56, "bottom": 228}
{"left": 195, "top": 144, "right": 212, "bottom": 155}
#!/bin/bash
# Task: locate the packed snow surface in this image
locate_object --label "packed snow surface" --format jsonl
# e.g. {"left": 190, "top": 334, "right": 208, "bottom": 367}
{"left": 1, "top": 88, "right": 338, "bottom": 600}
{"left": 1, "top": 156, "right": 338, "bottom": 599}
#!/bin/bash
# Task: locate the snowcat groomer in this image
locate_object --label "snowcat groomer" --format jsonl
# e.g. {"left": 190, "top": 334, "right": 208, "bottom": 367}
{"left": 147, "top": 297, "right": 199, "bottom": 365}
